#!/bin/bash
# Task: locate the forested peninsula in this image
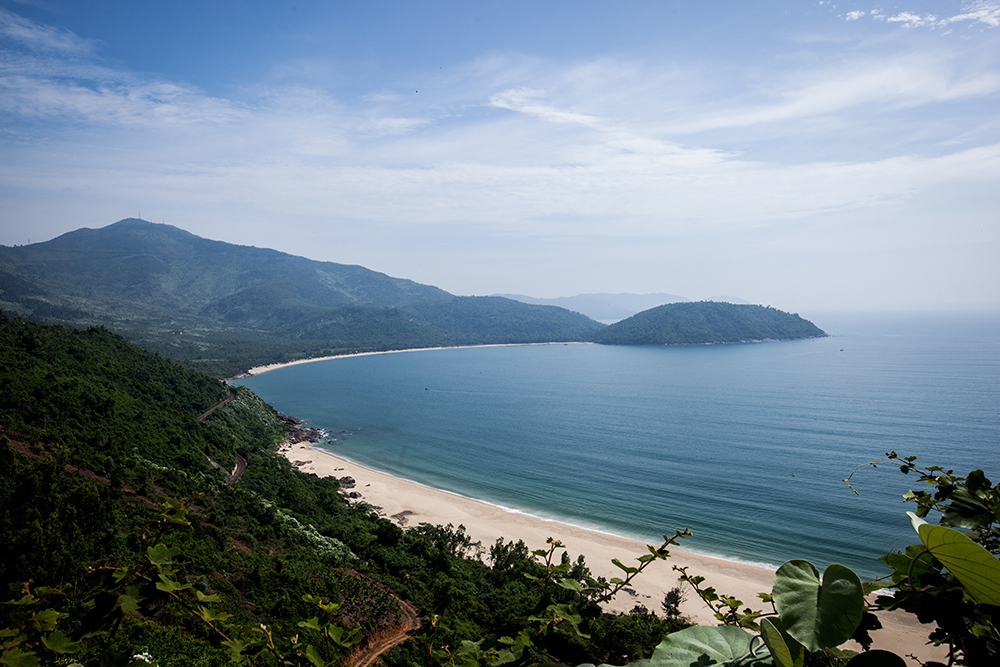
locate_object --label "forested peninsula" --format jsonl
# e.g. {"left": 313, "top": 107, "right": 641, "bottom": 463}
{"left": 593, "top": 302, "right": 826, "bottom": 346}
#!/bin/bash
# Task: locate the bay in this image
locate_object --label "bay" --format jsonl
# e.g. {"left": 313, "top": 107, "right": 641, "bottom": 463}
{"left": 233, "top": 311, "right": 1000, "bottom": 579}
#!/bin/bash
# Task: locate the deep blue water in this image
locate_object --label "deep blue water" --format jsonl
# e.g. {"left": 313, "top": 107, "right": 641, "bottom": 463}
{"left": 233, "top": 311, "right": 1000, "bottom": 579}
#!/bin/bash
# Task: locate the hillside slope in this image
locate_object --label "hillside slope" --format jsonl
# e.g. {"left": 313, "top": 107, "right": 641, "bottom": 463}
{"left": 0, "top": 315, "right": 683, "bottom": 666}
{"left": 0, "top": 218, "right": 450, "bottom": 321}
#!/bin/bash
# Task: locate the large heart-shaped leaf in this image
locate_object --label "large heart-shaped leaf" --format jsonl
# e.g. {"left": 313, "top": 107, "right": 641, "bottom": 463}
{"left": 573, "top": 628, "right": 760, "bottom": 667}
{"left": 647, "top": 625, "right": 760, "bottom": 666}
{"left": 772, "top": 560, "right": 864, "bottom": 652}
{"left": 908, "top": 512, "right": 1000, "bottom": 605}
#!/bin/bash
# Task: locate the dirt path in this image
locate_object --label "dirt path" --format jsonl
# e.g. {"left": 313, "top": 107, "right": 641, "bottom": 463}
{"left": 347, "top": 596, "right": 422, "bottom": 667}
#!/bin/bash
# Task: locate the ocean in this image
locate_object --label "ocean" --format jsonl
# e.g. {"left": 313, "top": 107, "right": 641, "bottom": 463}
{"left": 232, "top": 311, "right": 1000, "bottom": 579}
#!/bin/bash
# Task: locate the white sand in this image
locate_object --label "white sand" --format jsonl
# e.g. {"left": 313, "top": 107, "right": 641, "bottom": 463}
{"left": 279, "top": 439, "right": 946, "bottom": 663}
{"left": 245, "top": 343, "right": 580, "bottom": 377}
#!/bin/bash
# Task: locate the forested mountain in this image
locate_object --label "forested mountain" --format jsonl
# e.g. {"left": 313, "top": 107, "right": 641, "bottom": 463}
{"left": 593, "top": 302, "right": 826, "bottom": 346}
{"left": 0, "top": 220, "right": 604, "bottom": 376}
{"left": 0, "top": 315, "right": 684, "bottom": 666}
{"left": 0, "top": 219, "right": 450, "bottom": 318}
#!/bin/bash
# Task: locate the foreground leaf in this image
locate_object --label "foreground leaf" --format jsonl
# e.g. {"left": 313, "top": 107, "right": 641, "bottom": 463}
{"left": 759, "top": 617, "right": 803, "bottom": 667}
{"left": 0, "top": 647, "right": 40, "bottom": 667}
{"left": 195, "top": 606, "right": 232, "bottom": 623}
{"left": 648, "top": 625, "right": 760, "bottom": 666}
{"left": 222, "top": 638, "right": 245, "bottom": 663}
{"left": 30, "top": 608, "right": 64, "bottom": 633}
{"left": 908, "top": 512, "right": 1000, "bottom": 605}
{"left": 772, "top": 560, "right": 864, "bottom": 652}
{"left": 146, "top": 543, "right": 181, "bottom": 567}
{"left": 304, "top": 644, "right": 325, "bottom": 667}
{"left": 155, "top": 574, "right": 192, "bottom": 593}
{"left": 41, "top": 630, "right": 81, "bottom": 654}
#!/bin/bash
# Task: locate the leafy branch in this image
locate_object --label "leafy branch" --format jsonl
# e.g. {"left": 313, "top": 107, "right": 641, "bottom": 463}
{"left": 671, "top": 566, "right": 768, "bottom": 630}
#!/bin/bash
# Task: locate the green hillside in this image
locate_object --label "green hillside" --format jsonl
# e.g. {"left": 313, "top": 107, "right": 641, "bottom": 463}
{"left": 0, "top": 315, "right": 684, "bottom": 666}
{"left": 404, "top": 296, "right": 603, "bottom": 344}
{"left": 0, "top": 220, "right": 604, "bottom": 376}
{"left": 592, "top": 302, "right": 826, "bottom": 346}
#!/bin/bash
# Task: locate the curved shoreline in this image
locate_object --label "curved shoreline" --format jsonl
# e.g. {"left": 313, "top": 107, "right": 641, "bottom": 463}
{"left": 238, "top": 336, "right": 825, "bottom": 379}
{"left": 242, "top": 342, "right": 590, "bottom": 378}
{"left": 322, "top": 444, "right": 782, "bottom": 574}
{"left": 280, "top": 438, "right": 944, "bottom": 661}
{"left": 281, "top": 439, "right": 774, "bottom": 618}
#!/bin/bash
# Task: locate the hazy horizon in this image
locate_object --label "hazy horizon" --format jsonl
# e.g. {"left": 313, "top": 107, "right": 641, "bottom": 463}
{"left": 2, "top": 1, "right": 998, "bottom": 312}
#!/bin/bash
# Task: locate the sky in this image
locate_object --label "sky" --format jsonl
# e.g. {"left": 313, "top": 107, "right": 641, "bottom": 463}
{"left": 1, "top": 1, "right": 998, "bottom": 312}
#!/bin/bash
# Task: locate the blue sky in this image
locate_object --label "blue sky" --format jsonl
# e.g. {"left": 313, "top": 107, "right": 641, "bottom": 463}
{"left": 1, "top": 1, "right": 998, "bottom": 312}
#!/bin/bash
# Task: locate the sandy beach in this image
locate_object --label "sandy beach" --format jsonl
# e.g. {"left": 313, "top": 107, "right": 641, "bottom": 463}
{"left": 244, "top": 343, "right": 575, "bottom": 378}
{"left": 278, "top": 437, "right": 946, "bottom": 662}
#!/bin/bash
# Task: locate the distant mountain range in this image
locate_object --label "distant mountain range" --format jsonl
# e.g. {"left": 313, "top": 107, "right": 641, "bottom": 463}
{"left": 0, "top": 219, "right": 823, "bottom": 377}
{"left": 496, "top": 293, "right": 750, "bottom": 322}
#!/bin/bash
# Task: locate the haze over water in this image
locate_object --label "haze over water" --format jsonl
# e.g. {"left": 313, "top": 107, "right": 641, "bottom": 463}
{"left": 235, "top": 312, "right": 1000, "bottom": 579}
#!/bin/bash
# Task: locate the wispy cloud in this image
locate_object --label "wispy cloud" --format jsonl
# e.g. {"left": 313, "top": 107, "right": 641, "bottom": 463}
{"left": 947, "top": 0, "right": 1000, "bottom": 26}
{"left": 665, "top": 58, "right": 1000, "bottom": 134}
{"left": 488, "top": 88, "right": 606, "bottom": 129}
{"left": 0, "top": 72, "right": 245, "bottom": 129}
{"left": 0, "top": 12, "right": 246, "bottom": 130}
{"left": 844, "top": 1, "right": 1000, "bottom": 29}
{"left": 0, "top": 7, "right": 92, "bottom": 54}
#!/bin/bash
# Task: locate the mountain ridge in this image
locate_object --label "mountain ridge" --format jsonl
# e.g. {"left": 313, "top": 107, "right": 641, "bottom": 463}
{"left": 1, "top": 218, "right": 454, "bottom": 316}
{"left": 0, "top": 219, "right": 604, "bottom": 376}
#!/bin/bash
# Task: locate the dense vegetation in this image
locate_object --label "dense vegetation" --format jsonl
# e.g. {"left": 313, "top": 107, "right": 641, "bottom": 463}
{"left": 403, "top": 297, "right": 604, "bottom": 345}
{"left": 0, "top": 220, "right": 605, "bottom": 377}
{"left": 592, "top": 302, "right": 825, "bottom": 346}
{"left": 3, "top": 315, "right": 998, "bottom": 666}
{"left": 0, "top": 315, "right": 685, "bottom": 666}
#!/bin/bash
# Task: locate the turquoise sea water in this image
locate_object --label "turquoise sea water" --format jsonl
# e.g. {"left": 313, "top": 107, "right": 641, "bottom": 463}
{"left": 233, "top": 312, "right": 1000, "bottom": 579}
